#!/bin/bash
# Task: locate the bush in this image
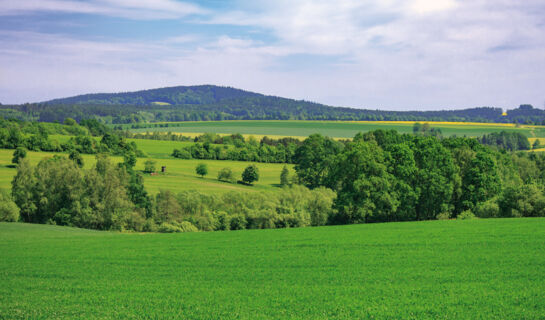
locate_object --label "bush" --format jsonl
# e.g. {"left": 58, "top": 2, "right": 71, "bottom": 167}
{"left": 157, "top": 222, "right": 182, "bottom": 233}
{"left": 172, "top": 148, "right": 191, "bottom": 159}
{"left": 157, "top": 221, "right": 198, "bottom": 233}
{"left": 474, "top": 199, "right": 500, "bottom": 218}
{"left": 179, "top": 221, "right": 198, "bottom": 232}
{"left": 144, "top": 160, "right": 156, "bottom": 173}
{"left": 217, "top": 167, "right": 235, "bottom": 183}
{"left": 436, "top": 212, "right": 451, "bottom": 220}
{"left": 0, "top": 190, "right": 19, "bottom": 222}
{"left": 457, "top": 210, "right": 475, "bottom": 220}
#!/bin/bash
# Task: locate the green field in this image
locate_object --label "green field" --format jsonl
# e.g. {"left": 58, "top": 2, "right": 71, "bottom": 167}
{"left": 123, "top": 120, "right": 545, "bottom": 139}
{"left": 1, "top": 219, "right": 544, "bottom": 319}
{"left": 49, "top": 135, "right": 197, "bottom": 159}
{"left": 0, "top": 149, "right": 292, "bottom": 195}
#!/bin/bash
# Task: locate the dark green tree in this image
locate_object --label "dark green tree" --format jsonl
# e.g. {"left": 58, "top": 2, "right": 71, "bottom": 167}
{"left": 196, "top": 163, "right": 208, "bottom": 178}
{"left": 242, "top": 165, "right": 259, "bottom": 185}
{"left": 280, "top": 165, "right": 290, "bottom": 186}
{"left": 12, "top": 147, "right": 27, "bottom": 164}
{"left": 69, "top": 150, "right": 84, "bottom": 168}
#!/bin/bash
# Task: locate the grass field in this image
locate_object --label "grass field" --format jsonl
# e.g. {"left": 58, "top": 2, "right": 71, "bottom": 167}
{"left": 122, "top": 120, "right": 545, "bottom": 139}
{"left": 1, "top": 219, "right": 544, "bottom": 319}
{"left": 49, "top": 135, "right": 197, "bottom": 159}
{"left": 0, "top": 149, "right": 292, "bottom": 195}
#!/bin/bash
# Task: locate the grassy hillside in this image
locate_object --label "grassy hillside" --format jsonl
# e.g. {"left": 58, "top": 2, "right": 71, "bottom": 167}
{"left": 0, "top": 149, "right": 292, "bottom": 195}
{"left": 1, "top": 219, "right": 544, "bottom": 319}
{"left": 125, "top": 120, "right": 545, "bottom": 139}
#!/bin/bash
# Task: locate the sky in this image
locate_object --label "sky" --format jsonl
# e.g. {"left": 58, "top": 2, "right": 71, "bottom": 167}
{"left": 0, "top": 0, "right": 544, "bottom": 110}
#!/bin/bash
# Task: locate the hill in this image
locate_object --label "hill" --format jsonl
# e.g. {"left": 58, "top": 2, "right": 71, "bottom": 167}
{"left": 1, "top": 219, "right": 544, "bottom": 319}
{"left": 1, "top": 85, "right": 544, "bottom": 124}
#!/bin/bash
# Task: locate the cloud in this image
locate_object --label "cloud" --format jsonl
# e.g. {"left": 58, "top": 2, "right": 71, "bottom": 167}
{"left": 0, "top": 0, "right": 206, "bottom": 19}
{"left": 0, "top": 0, "right": 544, "bottom": 109}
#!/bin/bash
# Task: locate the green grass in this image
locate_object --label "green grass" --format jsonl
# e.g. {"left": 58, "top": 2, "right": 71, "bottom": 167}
{"left": 0, "top": 149, "right": 292, "bottom": 195}
{"left": 122, "top": 120, "right": 545, "bottom": 139}
{"left": 1, "top": 219, "right": 544, "bottom": 319}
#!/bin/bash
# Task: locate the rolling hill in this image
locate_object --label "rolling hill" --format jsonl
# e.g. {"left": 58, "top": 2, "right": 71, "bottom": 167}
{"left": 1, "top": 85, "right": 544, "bottom": 124}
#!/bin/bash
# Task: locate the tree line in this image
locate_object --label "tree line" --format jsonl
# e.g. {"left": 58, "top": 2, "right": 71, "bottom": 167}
{"left": 2, "top": 85, "right": 545, "bottom": 124}
{"left": 293, "top": 131, "right": 545, "bottom": 223}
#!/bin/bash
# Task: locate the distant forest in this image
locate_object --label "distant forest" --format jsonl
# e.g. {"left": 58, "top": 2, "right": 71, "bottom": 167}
{"left": 1, "top": 85, "right": 544, "bottom": 124}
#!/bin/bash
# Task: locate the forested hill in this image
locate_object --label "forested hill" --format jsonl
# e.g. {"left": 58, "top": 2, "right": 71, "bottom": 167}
{"left": 1, "top": 85, "right": 544, "bottom": 124}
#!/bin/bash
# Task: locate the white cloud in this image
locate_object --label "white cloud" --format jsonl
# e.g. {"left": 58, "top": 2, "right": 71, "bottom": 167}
{"left": 1, "top": 0, "right": 544, "bottom": 109}
{"left": 0, "top": 0, "right": 206, "bottom": 19}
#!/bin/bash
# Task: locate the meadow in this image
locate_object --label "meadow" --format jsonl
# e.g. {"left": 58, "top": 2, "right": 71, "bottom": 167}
{"left": 123, "top": 120, "right": 545, "bottom": 139}
{"left": 0, "top": 149, "right": 292, "bottom": 195}
{"left": 1, "top": 219, "right": 544, "bottom": 319}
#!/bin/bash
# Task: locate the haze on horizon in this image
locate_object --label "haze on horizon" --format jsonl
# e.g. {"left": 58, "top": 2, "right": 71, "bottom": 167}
{"left": 0, "top": 0, "right": 544, "bottom": 111}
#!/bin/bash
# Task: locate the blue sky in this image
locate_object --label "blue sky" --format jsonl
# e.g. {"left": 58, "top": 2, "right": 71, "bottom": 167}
{"left": 1, "top": 0, "right": 544, "bottom": 110}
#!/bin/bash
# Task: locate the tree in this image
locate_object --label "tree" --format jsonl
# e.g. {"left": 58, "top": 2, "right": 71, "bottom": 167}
{"left": 123, "top": 151, "right": 137, "bottom": 169}
{"left": 69, "top": 150, "right": 84, "bottom": 168}
{"left": 64, "top": 118, "right": 77, "bottom": 126}
{"left": 12, "top": 147, "right": 27, "bottom": 164}
{"left": 294, "top": 134, "right": 343, "bottom": 188}
{"left": 280, "top": 165, "right": 290, "bottom": 186}
{"left": 533, "top": 139, "right": 541, "bottom": 149}
{"left": 144, "top": 160, "right": 156, "bottom": 173}
{"left": 217, "top": 167, "right": 234, "bottom": 182}
{"left": 196, "top": 163, "right": 208, "bottom": 178}
{"left": 242, "top": 165, "right": 259, "bottom": 185}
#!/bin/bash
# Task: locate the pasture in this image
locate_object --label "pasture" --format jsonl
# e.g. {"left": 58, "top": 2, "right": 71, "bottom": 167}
{"left": 0, "top": 149, "right": 292, "bottom": 195}
{"left": 122, "top": 120, "right": 545, "bottom": 139}
{"left": 1, "top": 219, "right": 544, "bottom": 319}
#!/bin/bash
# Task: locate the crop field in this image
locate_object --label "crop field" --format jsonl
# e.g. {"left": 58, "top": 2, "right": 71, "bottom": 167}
{"left": 121, "top": 120, "right": 545, "bottom": 139}
{"left": 1, "top": 219, "right": 544, "bottom": 319}
{"left": 0, "top": 149, "right": 291, "bottom": 195}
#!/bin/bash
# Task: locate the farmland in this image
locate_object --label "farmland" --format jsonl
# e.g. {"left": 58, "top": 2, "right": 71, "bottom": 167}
{"left": 1, "top": 219, "right": 544, "bottom": 319}
{"left": 0, "top": 149, "right": 292, "bottom": 195}
{"left": 122, "top": 120, "right": 545, "bottom": 139}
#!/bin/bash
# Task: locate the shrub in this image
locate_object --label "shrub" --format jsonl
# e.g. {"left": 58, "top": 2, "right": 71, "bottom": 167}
{"left": 172, "top": 148, "right": 191, "bottom": 159}
{"left": 474, "top": 199, "right": 500, "bottom": 218}
{"left": 157, "top": 222, "right": 182, "bottom": 233}
{"left": 457, "top": 210, "right": 475, "bottom": 220}
{"left": 0, "top": 190, "right": 19, "bottom": 222}
{"left": 179, "top": 221, "right": 198, "bottom": 232}
{"left": 436, "top": 212, "right": 451, "bottom": 220}
{"left": 217, "top": 167, "right": 235, "bottom": 183}
{"left": 144, "top": 160, "right": 156, "bottom": 173}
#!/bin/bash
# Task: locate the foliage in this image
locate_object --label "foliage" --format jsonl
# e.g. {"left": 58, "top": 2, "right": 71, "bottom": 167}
{"left": 69, "top": 150, "right": 84, "bottom": 168}
{"left": 480, "top": 131, "right": 531, "bottom": 151}
{"left": 196, "top": 163, "right": 208, "bottom": 178}
{"left": 144, "top": 159, "right": 156, "bottom": 173}
{"left": 457, "top": 210, "right": 475, "bottom": 220}
{"left": 280, "top": 166, "right": 290, "bottom": 186}
{"left": 0, "top": 189, "right": 19, "bottom": 222}
{"left": 242, "top": 165, "right": 259, "bottom": 185}
{"left": 217, "top": 167, "right": 235, "bottom": 183}
{"left": 11, "top": 147, "right": 26, "bottom": 164}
